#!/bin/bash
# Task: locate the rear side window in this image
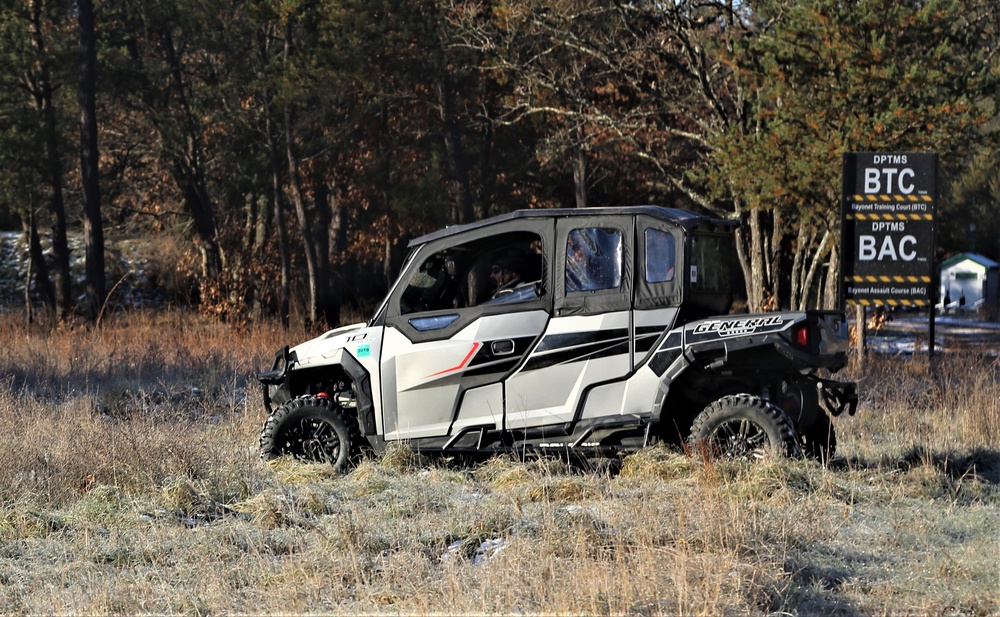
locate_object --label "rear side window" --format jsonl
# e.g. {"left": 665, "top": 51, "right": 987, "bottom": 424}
{"left": 566, "top": 228, "right": 622, "bottom": 292}
{"left": 690, "top": 232, "right": 732, "bottom": 293}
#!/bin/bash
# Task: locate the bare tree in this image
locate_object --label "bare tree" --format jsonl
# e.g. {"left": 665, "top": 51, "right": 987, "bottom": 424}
{"left": 26, "top": 0, "right": 72, "bottom": 318}
{"left": 78, "top": 0, "right": 105, "bottom": 321}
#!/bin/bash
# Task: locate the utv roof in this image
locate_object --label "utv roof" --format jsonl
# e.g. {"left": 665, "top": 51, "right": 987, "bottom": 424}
{"left": 409, "top": 205, "right": 734, "bottom": 248}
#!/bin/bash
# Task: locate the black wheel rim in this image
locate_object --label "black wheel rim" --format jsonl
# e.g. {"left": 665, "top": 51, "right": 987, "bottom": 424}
{"left": 710, "top": 418, "right": 771, "bottom": 459}
{"left": 280, "top": 416, "right": 342, "bottom": 463}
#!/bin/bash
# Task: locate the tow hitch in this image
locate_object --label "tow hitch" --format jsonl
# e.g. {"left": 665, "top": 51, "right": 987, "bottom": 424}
{"left": 818, "top": 378, "right": 858, "bottom": 417}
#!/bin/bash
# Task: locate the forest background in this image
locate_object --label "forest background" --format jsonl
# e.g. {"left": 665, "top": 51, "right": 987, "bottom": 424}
{"left": 1, "top": 0, "right": 998, "bottom": 328}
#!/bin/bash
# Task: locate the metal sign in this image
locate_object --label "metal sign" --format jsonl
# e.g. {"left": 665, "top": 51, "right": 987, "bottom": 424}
{"left": 840, "top": 152, "right": 937, "bottom": 308}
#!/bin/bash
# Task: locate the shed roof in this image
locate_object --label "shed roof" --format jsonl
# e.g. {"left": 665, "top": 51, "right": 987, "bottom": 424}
{"left": 940, "top": 252, "right": 999, "bottom": 270}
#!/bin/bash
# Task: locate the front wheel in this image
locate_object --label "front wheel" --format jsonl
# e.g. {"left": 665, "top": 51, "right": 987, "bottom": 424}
{"left": 260, "top": 395, "right": 361, "bottom": 471}
{"left": 688, "top": 394, "right": 799, "bottom": 459}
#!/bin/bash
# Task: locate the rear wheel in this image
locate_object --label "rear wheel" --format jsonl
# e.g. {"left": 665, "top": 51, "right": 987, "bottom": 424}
{"left": 260, "top": 395, "right": 361, "bottom": 471}
{"left": 688, "top": 394, "right": 799, "bottom": 459}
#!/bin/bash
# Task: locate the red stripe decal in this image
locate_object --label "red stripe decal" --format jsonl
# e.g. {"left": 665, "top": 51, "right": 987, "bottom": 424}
{"left": 425, "top": 342, "right": 482, "bottom": 379}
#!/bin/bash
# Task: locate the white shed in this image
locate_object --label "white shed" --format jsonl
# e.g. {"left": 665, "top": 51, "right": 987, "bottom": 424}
{"left": 939, "top": 253, "right": 999, "bottom": 313}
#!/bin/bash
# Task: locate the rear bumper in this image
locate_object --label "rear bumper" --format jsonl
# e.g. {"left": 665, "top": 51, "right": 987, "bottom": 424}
{"left": 818, "top": 377, "right": 858, "bottom": 417}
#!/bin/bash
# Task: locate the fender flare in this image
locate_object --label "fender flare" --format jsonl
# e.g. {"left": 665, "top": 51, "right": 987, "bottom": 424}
{"left": 649, "top": 350, "right": 693, "bottom": 423}
{"left": 340, "top": 353, "right": 377, "bottom": 436}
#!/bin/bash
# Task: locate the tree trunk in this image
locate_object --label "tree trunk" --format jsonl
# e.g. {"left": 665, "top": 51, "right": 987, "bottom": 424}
{"left": 768, "top": 208, "right": 783, "bottom": 308}
{"left": 738, "top": 207, "right": 783, "bottom": 312}
{"left": 379, "top": 95, "right": 394, "bottom": 286}
{"left": 24, "top": 234, "right": 34, "bottom": 325}
{"left": 244, "top": 194, "right": 260, "bottom": 254}
{"left": 790, "top": 225, "right": 810, "bottom": 310}
{"left": 790, "top": 225, "right": 832, "bottom": 311}
{"left": 571, "top": 123, "right": 586, "bottom": 208}
{"left": 253, "top": 193, "right": 271, "bottom": 253}
{"left": 800, "top": 229, "right": 831, "bottom": 311}
{"left": 733, "top": 203, "right": 754, "bottom": 312}
{"left": 438, "top": 74, "right": 474, "bottom": 225}
{"left": 161, "top": 27, "right": 223, "bottom": 281}
{"left": 285, "top": 111, "right": 320, "bottom": 327}
{"left": 265, "top": 112, "right": 291, "bottom": 328}
{"left": 329, "top": 188, "right": 348, "bottom": 322}
{"left": 256, "top": 27, "right": 287, "bottom": 325}
{"left": 29, "top": 0, "right": 71, "bottom": 319}
{"left": 240, "top": 193, "right": 269, "bottom": 316}
{"left": 742, "top": 208, "right": 771, "bottom": 311}
{"left": 78, "top": 0, "right": 105, "bottom": 322}
{"left": 313, "top": 178, "right": 339, "bottom": 327}
{"left": 282, "top": 23, "right": 322, "bottom": 328}
{"left": 854, "top": 304, "right": 867, "bottom": 368}
{"left": 479, "top": 119, "right": 495, "bottom": 219}
{"left": 172, "top": 169, "right": 223, "bottom": 279}
{"left": 824, "top": 245, "right": 840, "bottom": 310}
{"left": 23, "top": 212, "right": 56, "bottom": 316}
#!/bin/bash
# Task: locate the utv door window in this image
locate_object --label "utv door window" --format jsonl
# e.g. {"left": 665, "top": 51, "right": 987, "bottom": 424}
{"left": 635, "top": 219, "right": 681, "bottom": 310}
{"left": 398, "top": 230, "right": 546, "bottom": 321}
{"left": 644, "top": 228, "right": 676, "bottom": 283}
{"left": 565, "top": 228, "right": 623, "bottom": 292}
{"left": 400, "top": 255, "right": 452, "bottom": 314}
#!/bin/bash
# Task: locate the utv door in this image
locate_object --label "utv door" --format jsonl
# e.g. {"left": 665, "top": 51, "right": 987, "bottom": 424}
{"left": 503, "top": 216, "right": 634, "bottom": 431}
{"left": 378, "top": 221, "right": 552, "bottom": 441}
{"left": 633, "top": 215, "right": 684, "bottom": 363}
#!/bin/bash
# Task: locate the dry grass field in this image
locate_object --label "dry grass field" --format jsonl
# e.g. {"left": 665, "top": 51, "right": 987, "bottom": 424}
{"left": 0, "top": 311, "right": 997, "bottom": 615}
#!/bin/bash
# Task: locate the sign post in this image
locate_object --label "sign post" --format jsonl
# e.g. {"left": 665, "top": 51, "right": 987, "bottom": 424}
{"left": 841, "top": 152, "right": 938, "bottom": 358}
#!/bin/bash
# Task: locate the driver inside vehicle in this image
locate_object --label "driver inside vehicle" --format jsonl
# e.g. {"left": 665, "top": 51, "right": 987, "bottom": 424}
{"left": 480, "top": 253, "right": 541, "bottom": 305}
{"left": 489, "top": 256, "right": 523, "bottom": 299}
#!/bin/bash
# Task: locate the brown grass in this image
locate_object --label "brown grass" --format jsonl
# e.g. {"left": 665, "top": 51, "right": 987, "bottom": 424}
{"left": 0, "top": 311, "right": 997, "bottom": 615}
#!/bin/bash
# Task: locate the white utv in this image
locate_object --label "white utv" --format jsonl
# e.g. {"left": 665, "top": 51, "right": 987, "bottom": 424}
{"left": 258, "top": 206, "right": 857, "bottom": 470}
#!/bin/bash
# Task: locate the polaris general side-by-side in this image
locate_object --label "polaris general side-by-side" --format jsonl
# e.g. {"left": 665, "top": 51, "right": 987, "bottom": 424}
{"left": 258, "top": 206, "right": 857, "bottom": 470}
